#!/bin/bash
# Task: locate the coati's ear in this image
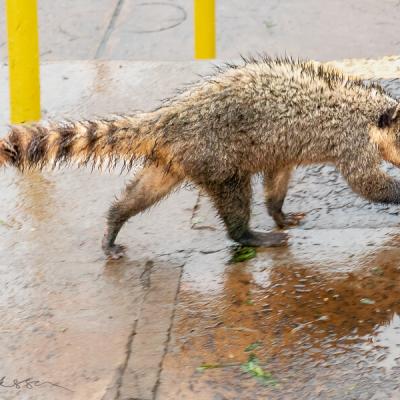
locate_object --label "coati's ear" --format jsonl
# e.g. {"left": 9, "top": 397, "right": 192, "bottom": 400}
{"left": 378, "top": 104, "right": 400, "bottom": 128}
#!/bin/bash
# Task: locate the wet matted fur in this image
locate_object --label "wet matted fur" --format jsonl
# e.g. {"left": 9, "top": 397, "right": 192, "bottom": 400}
{"left": 2, "top": 56, "right": 400, "bottom": 258}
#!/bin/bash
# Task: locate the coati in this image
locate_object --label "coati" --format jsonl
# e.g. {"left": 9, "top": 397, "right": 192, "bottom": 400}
{"left": 1, "top": 56, "right": 400, "bottom": 259}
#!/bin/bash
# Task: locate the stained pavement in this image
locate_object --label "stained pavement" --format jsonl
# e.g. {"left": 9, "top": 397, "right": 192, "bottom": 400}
{"left": 2, "top": 0, "right": 400, "bottom": 399}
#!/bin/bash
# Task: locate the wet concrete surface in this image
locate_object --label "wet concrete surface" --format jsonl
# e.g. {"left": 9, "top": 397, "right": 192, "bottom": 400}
{"left": 0, "top": 166, "right": 193, "bottom": 400}
{"left": 160, "top": 240, "right": 400, "bottom": 400}
{"left": 157, "top": 77, "right": 400, "bottom": 400}
{"left": 2, "top": 0, "right": 400, "bottom": 62}
{"left": 2, "top": 61, "right": 400, "bottom": 399}
{"left": 0, "top": 62, "right": 207, "bottom": 400}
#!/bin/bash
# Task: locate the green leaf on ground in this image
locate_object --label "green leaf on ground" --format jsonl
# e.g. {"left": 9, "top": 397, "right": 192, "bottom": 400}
{"left": 263, "top": 20, "right": 276, "bottom": 29}
{"left": 197, "top": 354, "right": 277, "bottom": 386}
{"left": 0, "top": 219, "right": 12, "bottom": 228}
{"left": 371, "top": 267, "right": 384, "bottom": 276}
{"left": 241, "top": 354, "right": 278, "bottom": 386}
{"left": 231, "top": 246, "right": 256, "bottom": 263}
{"left": 360, "top": 298, "right": 375, "bottom": 305}
{"left": 192, "top": 216, "right": 204, "bottom": 225}
{"left": 245, "top": 290, "right": 255, "bottom": 305}
{"left": 245, "top": 341, "right": 262, "bottom": 352}
{"left": 197, "top": 362, "right": 239, "bottom": 372}
{"left": 197, "top": 363, "right": 223, "bottom": 371}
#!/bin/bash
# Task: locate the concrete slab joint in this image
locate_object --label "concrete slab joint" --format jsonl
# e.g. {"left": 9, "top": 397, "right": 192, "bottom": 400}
{"left": 113, "top": 263, "right": 183, "bottom": 400}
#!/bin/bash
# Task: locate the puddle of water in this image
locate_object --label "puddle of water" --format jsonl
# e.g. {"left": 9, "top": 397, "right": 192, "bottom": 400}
{"left": 159, "top": 232, "right": 400, "bottom": 399}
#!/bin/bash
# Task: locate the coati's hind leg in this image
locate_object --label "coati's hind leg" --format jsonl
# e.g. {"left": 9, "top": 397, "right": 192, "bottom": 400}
{"left": 204, "top": 174, "right": 288, "bottom": 247}
{"left": 102, "top": 164, "right": 183, "bottom": 259}
{"left": 264, "top": 167, "right": 305, "bottom": 228}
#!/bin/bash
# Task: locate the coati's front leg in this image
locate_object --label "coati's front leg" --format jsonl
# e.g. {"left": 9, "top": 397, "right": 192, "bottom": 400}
{"left": 264, "top": 167, "right": 305, "bottom": 228}
{"left": 102, "top": 164, "right": 183, "bottom": 259}
{"left": 339, "top": 161, "right": 400, "bottom": 205}
{"left": 204, "top": 174, "right": 288, "bottom": 247}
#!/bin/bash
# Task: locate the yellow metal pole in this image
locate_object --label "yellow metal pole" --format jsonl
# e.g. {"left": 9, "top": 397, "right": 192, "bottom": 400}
{"left": 194, "top": 0, "right": 216, "bottom": 59}
{"left": 6, "top": 0, "right": 41, "bottom": 124}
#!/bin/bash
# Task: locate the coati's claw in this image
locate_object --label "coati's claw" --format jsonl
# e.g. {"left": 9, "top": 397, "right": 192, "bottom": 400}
{"left": 237, "top": 230, "right": 288, "bottom": 247}
{"left": 276, "top": 212, "right": 306, "bottom": 228}
{"left": 104, "top": 244, "right": 126, "bottom": 260}
{"left": 102, "top": 234, "right": 126, "bottom": 259}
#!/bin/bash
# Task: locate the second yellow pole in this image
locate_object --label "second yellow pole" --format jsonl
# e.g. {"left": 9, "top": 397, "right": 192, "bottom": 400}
{"left": 6, "top": 0, "right": 41, "bottom": 124}
{"left": 194, "top": 0, "right": 216, "bottom": 59}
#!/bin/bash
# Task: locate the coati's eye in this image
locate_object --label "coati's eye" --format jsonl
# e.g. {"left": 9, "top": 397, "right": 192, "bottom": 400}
{"left": 378, "top": 104, "right": 400, "bottom": 128}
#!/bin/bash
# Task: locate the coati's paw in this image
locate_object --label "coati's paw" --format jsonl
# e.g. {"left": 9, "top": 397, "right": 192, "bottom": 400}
{"left": 272, "top": 211, "right": 305, "bottom": 228}
{"left": 276, "top": 212, "right": 306, "bottom": 228}
{"left": 103, "top": 243, "right": 126, "bottom": 260}
{"left": 237, "top": 230, "right": 288, "bottom": 247}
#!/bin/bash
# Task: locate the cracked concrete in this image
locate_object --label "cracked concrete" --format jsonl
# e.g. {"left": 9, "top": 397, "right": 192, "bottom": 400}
{"left": 117, "top": 264, "right": 183, "bottom": 400}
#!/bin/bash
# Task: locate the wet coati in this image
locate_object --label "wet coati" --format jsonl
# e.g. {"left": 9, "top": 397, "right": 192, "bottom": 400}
{"left": 1, "top": 56, "right": 400, "bottom": 259}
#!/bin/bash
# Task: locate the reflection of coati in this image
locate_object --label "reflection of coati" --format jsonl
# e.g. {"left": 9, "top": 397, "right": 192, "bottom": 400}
{"left": 1, "top": 57, "right": 400, "bottom": 258}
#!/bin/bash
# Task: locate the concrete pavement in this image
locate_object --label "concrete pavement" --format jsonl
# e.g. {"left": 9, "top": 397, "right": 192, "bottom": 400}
{"left": 1, "top": 0, "right": 400, "bottom": 399}
{"left": 1, "top": 0, "right": 400, "bottom": 62}
{"left": 0, "top": 61, "right": 210, "bottom": 400}
{"left": 1, "top": 59, "right": 400, "bottom": 399}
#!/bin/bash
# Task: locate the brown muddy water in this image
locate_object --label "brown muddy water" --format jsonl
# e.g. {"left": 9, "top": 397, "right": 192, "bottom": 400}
{"left": 159, "top": 236, "right": 400, "bottom": 399}
{"left": 158, "top": 160, "right": 400, "bottom": 399}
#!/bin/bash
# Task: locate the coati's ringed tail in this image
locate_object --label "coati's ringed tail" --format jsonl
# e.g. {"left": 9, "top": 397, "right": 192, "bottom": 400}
{"left": 0, "top": 115, "right": 172, "bottom": 172}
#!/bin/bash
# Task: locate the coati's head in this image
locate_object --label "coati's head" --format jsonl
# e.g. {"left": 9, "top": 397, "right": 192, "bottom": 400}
{"left": 370, "top": 103, "right": 400, "bottom": 166}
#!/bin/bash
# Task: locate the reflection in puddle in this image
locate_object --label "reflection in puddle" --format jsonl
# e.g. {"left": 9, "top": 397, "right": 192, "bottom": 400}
{"left": 160, "top": 234, "right": 400, "bottom": 399}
